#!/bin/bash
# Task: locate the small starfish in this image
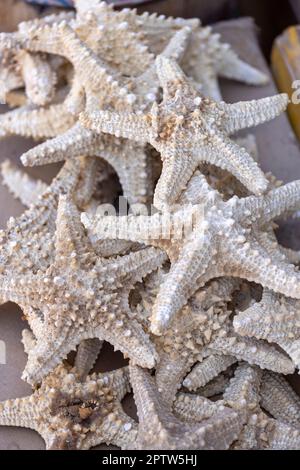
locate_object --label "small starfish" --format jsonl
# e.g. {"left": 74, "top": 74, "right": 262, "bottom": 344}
{"left": 234, "top": 289, "right": 300, "bottom": 369}
{"left": 0, "top": 196, "right": 166, "bottom": 384}
{"left": 0, "top": 348, "right": 136, "bottom": 449}
{"left": 129, "top": 364, "right": 243, "bottom": 450}
{"left": 83, "top": 172, "right": 300, "bottom": 334}
{"left": 80, "top": 56, "right": 288, "bottom": 208}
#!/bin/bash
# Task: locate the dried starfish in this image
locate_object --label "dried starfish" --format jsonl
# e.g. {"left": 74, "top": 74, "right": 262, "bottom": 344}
{"left": 234, "top": 289, "right": 300, "bottom": 369}
{"left": 0, "top": 352, "right": 136, "bottom": 449}
{"left": 129, "top": 364, "right": 242, "bottom": 450}
{"left": 80, "top": 56, "right": 287, "bottom": 208}
{"left": 0, "top": 196, "right": 166, "bottom": 384}
{"left": 222, "top": 363, "right": 300, "bottom": 449}
{"left": 89, "top": 1, "right": 268, "bottom": 99}
{"left": 83, "top": 171, "right": 300, "bottom": 334}
{"left": 183, "top": 354, "right": 237, "bottom": 391}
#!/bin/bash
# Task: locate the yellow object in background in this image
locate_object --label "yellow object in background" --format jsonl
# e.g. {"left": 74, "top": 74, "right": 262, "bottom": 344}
{"left": 272, "top": 25, "right": 300, "bottom": 141}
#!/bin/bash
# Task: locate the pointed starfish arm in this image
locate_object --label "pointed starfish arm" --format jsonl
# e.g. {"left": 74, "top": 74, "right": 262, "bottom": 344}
{"left": 20, "top": 51, "right": 56, "bottom": 107}
{"left": 260, "top": 371, "right": 300, "bottom": 427}
{"left": 21, "top": 124, "right": 100, "bottom": 167}
{"left": 174, "top": 392, "right": 231, "bottom": 423}
{"left": 219, "top": 94, "right": 288, "bottom": 135}
{"left": 1, "top": 160, "right": 47, "bottom": 207}
{"left": 150, "top": 234, "right": 217, "bottom": 335}
{"left": 219, "top": 48, "right": 269, "bottom": 85}
{"left": 206, "top": 132, "right": 268, "bottom": 195}
{"left": 160, "top": 27, "right": 192, "bottom": 63}
{"left": 0, "top": 396, "right": 39, "bottom": 429}
{"left": 227, "top": 239, "right": 300, "bottom": 299}
{"left": 155, "top": 353, "right": 192, "bottom": 405}
{"left": 80, "top": 109, "right": 151, "bottom": 143}
{"left": 183, "top": 355, "right": 236, "bottom": 391}
{"left": 209, "top": 336, "right": 294, "bottom": 374}
{"left": 155, "top": 55, "right": 189, "bottom": 92}
{"left": 237, "top": 180, "right": 300, "bottom": 225}
{"left": 74, "top": 339, "right": 103, "bottom": 380}
{"left": 222, "top": 363, "right": 262, "bottom": 411}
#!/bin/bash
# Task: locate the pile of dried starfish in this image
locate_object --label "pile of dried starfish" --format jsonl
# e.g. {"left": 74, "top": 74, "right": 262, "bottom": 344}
{"left": 0, "top": 0, "right": 300, "bottom": 450}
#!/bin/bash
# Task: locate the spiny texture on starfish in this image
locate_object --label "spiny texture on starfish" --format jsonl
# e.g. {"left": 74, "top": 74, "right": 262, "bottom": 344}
{"left": 0, "top": 196, "right": 166, "bottom": 384}
{"left": 83, "top": 171, "right": 300, "bottom": 334}
{"left": 87, "top": 1, "right": 268, "bottom": 99}
{"left": 0, "top": 358, "right": 136, "bottom": 449}
{"left": 183, "top": 354, "right": 237, "bottom": 391}
{"left": 234, "top": 289, "right": 300, "bottom": 368}
{"left": 80, "top": 56, "right": 287, "bottom": 208}
{"left": 222, "top": 363, "right": 300, "bottom": 449}
{"left": 129, "top": 364, "right": 242, "bottom": 450}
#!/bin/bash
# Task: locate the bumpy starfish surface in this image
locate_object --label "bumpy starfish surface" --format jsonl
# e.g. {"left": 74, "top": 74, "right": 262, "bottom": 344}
{"left": 0, "top": 346, "right": 136, "bottom": 449}
{"left": 80, "top": 56, "right": 287, "bottom": 208}
{"left": 222, "top": 363, "right": 300, "bottom": 449}
{"left": 0, "top": 196, "right": 166, "bottom": 384}
{"left": 136, "top": 270, "right": 293, "bottom": 403}
{"left": 85, "top": 1, "right": 268, "bottom": 99}
{"left": 234, "top": 289, "right": 300, "bottom": 369}
{"left": 129, "top": 364, "right": 243, "bottom": 450}
{"left": 83, "top": 171, "right": 300, "bottom": 334}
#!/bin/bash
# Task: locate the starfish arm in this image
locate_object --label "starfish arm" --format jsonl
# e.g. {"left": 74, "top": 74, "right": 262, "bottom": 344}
{"left": 218, "top": 47, "right": 269, "bottom": 86}
{"left": 226, "top": 238, "right": 300, "bottom": 299}
{"left": 206, "top": 132, "right": 268, "bottom": 195}
{"left": 160, "top": 27, "right": 192, "bottom": 63}
{"left": 1, "top": 160, "right": 48, "bottom": 207}
{"left": 73, "top": 158, "right": 100, "bottom": 209}
{"left": 155, "top": 353, "right": 193, "bottom": 404}
{"left": 155, "top": 55, "right": 189, "bottom": 93}
{"left": 20, "top": 51, "right": 57, "bottom": 106}
{"left": 200, "top": 374, "right": 231, "bottom": 398}
{"left": 219, "top": 94, "right": 288, "bottom": 135}
{"left": 266, "top": 420, "right": 300, "bottom": 450}
{"left": 74, "top": 339, "right": 103, "bottom": 380}
{"left": 150, "top": 234, "right": 218, "bottom": 335}
{"left": 0, "top": 396, "right": 39, "bottom": 429}
{"left": 0, "top": 102, "right": 77, "bottom": 140}
{"left": 173, "top": 392, "right": 231, "bottom": 423}
{"left": 260, "top": 371, "right": 300, "bottom": 427}
{"left": 277, "top": 338, "right": 300, "bottom": 369}
{"left": 104, "top": 367, "right": 131, "bottom": 401}
{"left": 82, "top": 212, "right": 174, "bottom": 246}
{"left": 81, "top": 406, "right": 138, "bottom": 450}
{"left": 223, "top": 363, "right": 262, "bottom": 412}
{"left": 209, "top": 336, "right": 295, "bottom": 374}
{"left": 183, "top": 355, "right": 236, "bottom": 391}
{"left": 130, "top": 364, "right": 242, "bottom": 450}
{"left": 237, "top": 180, "right": 300, "bottom": 225}
{"left": 21, "top": 124, "right": 100, "bottom": 166}
{"left": 0, "top": 61, "right": 23, "bottom": 102}
{"left": 80, "top": 109, "right": 150, "bottom": 143}
{"left": 106, "top": 247, "right": 167, "bottom": 287}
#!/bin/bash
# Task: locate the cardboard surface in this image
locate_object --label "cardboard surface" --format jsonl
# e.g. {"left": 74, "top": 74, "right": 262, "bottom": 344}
{"left": 0, "top": 17, "right": 300, "bottom": 449}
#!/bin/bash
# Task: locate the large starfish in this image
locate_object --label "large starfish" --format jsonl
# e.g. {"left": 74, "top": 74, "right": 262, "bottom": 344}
{"left": 82, "top": 171, "right": 300, "bottom": 334}
{"left": 80, "top": 56, "right": 288, "bottom": 208}
{"left": 234, "top": 288, "right": 300, "bottom": 369}
{"left": 0, "top": 337, "right": 136, "bottom": 449}
{"left": 128, "top": 364, "right": 243, "bottom": 450}
{"left": 0, "top": 196, "right": 166, "bottom": 384}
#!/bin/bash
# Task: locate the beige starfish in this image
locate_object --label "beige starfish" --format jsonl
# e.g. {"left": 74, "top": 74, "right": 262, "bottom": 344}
{"left": 234, "top": 288, "right": 300, "bottom": 369}
{"left": 129, "top": 364, "right": 243, "bottom": 450}
{"left": 0, "top": 344, "right": 136, "bottom": 449}
{"left": 80, "top": 56, "right": 287, "bottom": 208}
{"left": 0, "top": 196, "right": 166, "bottom": 384}
{"left": 88, "top": 1, "right": 268, "bottom": 99}
{"left": 83, "top": 171, "right": 300, "bottom": 334}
